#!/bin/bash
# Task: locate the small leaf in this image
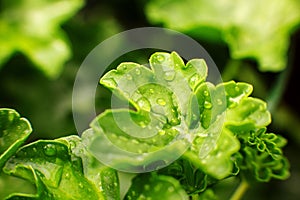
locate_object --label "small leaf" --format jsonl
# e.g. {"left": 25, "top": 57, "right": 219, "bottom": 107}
{"left": 0, "top": 108, "right": 32, "bottom": 169}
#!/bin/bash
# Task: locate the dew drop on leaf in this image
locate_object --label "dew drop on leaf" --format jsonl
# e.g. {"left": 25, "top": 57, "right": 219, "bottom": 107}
{"left": 119, "top": 64, "right": 127, "bottom": 71}
{"left": 156, "top": 98, "right": 166, "bottom": 106}
{"left": 137, "top": 97, "right": 151, "bottom": 112}
{"left": 132, "top": 139, "right": 139, "bottom": 144}
{"left": 189, "top": 74, "right": 200, "bottom": 87}
{"left": 158, "top": 130, "right": 166, "bottom": 136}
{"left": 102, "top": 78, "right": 117, "bottom": 88}
{"left": 79, "top": 182, "right": 84, "bottom": 189}
{"left": 217, "top": 98, "right": 223, "bottom": 105}
{"left": 203, "top": 90, "right": 209, "bottom": 97}
{"left": 156, "top": 55, "right": 165, "bottom": 62}
{"left": 204, "top": 101, "right": 212, "bottom": 109}
{"left": 163, "top": 70, "right": 176, "bottom": 81}
{"left": 149, "top": 88, "right": 154, "bottom": 94}
{"left": 43, "top": 144, "right": 57, "bottom": 156}
{"left": 135, "top": 68, "right": 141, "bottom": 75}
{"left": 170, "top": 117, "right": 180, "bottom": 125}
{"left": 126, "top": 74, "right": 133, "bottom": 80}
{"left": 65, "top": 173, "right": 70, "bottom": 179}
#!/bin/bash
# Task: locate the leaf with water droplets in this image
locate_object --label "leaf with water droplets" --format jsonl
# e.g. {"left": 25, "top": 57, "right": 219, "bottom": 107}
{"left": 185, "top": 128, "right": 240, "bottom": 179}
{"left": 3, "top": 139, "right": 105, "bottom": 200}
{"left": 125, "top": 173, "right": 188, "bottom": 200}
{"left": 0, "top": 108, "right": 32, "bottom": 169}
{"left": 225, "top": 97, "right": 271, "bottom": 134}
{"left": 59, "top": 133, "right": 120, "bottom": 200}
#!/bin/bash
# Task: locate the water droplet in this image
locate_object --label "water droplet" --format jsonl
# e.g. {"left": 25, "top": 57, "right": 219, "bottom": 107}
{"left": 32, "top": 147, "right": 37, "bottom": 153}
{"left": 217, "top": 98, "right": 223, "bottom": 105}
{"left": 119, "top": 64, "right": 127, "bottom": 71}
{"left": 119, "top": 136, "right": 128, "bottom": 142}
{"left": 170, "top": 117, "right": 180, "bottom": 125}
{"left": 126, "top": 74, "right": 133, "bottom": 80}
{"left": 138, "top": 121, "right": 147, "bottom": 128}
{"left": 156, "top": 98, "right": 166, "bottom": 106}
{"left": 204, "top": 101, "right": 212, "bottom": 109}
{"left": 189, "top": 74, "right": 200, "bottom": 87}
{"left": 135, "top": 68, "right": 141, "bottom": 75}
{"left": 137, "top": 97, "right": 151, "bottom": 112}
{"left": 158, "top": 130, "right": 166, "bottom": 136}
{"left": 203, "top": 90, "right": 209, "bottom": 97}
{"left": 79, "top": 182, "right": 84, "bottom": 189}
{"left": 65, "top": 173, "right": 70, "bottom": 179}
{"left": 163, "top": 70, "right": 175, "bottom": 81}
{"left": 132, "top": 139, "right": 139, "bottom": 144}
{"left": 149, "top": 88, "right": 154, "bottom": 94}
{"left": 102, "top": 78, "right": 117, "bottom": 88}
{"left": 235, "top": 86, "right": 240, "bottom": 92}
{"left": 156, "top": 55, "right": 165, "bottom": 62}
{"left": 43, "top": 144, "right": 57, "bottom": 156}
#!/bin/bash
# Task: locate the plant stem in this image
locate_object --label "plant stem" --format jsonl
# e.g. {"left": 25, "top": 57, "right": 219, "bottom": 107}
{"left": 229, "top": 180, "right": 249, "bottom": 200}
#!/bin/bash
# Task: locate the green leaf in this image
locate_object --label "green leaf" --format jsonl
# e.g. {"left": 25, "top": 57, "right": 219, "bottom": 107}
{"left": 235, "top": 128, "right": 290, "bottom": 182}
{"left": 3, "top": 139, "right": 105, "bottom": 199}
{"left": 185, "top": 128, "right": 240, "bottom": 180}
{"left": 0, "top": 108, "right": 32, "bottom": 169}
{"left": 225, "top": 97, "right": 271, "bottom": 135}
{"left": 125, "top": 173, "right": 189, "bottom": 200}
{"left": 0, "top": 0, "right": 84, "bottom": 78}
{"left": 89, "top": 51, "right": 288, "bottom": 183}
{"left": 158, "top": 158, "right": 217, "bottom": 194}
{"left": 59, "top": 133, "right": 120, "bottom": 200}
{"left": 89, "top": 52, "right": 206, "bottom": 172}
{"left": 146, "top": 0, "right": 300, "bottom": 71}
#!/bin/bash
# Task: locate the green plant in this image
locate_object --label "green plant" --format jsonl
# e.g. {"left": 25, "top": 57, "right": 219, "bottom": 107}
{"left": 0, "top": 0, "right": 84, "bottom": 78}
{"left": 0, "top": 52, "right": 289, "bottom": 199}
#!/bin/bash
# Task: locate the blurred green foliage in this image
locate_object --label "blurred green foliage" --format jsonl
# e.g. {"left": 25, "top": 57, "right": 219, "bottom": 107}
{"left": 147, "top": 0, "right": 300, "bottom": 72}
{"left": 0, "top": 0, "right": 300, "bottom": 199}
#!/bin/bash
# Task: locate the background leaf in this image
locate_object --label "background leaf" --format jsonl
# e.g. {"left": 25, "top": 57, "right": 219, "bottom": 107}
{"left": 0, "top": 0, "right": 84, "bottom": 78}
{"left": 146, "top": 0, "right": 300, "bottom": 71}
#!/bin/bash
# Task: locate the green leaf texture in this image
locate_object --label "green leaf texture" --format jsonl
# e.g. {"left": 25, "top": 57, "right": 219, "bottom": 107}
{"left": 146, "top": 0, "right": 300, "bottom": 71}
{"left": 0, "top": 108, "right": 32, "bottom": 169}
{"left": 0, "top": 0, "right": 84, "bottom": 78}
{"left": 3, "top": 135, "right": 120, "bottom": 199}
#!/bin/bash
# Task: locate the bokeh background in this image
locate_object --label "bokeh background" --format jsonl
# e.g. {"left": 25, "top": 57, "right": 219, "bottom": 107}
{"left": 0, "top": 0, "right": 300, "bottom": 199}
